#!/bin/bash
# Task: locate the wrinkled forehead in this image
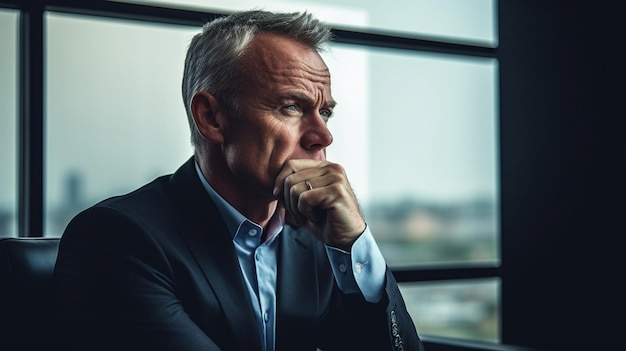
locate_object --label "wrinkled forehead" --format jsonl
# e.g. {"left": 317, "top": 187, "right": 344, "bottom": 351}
{"left": 240, "top": 33, "right": 332, "bottom": 87}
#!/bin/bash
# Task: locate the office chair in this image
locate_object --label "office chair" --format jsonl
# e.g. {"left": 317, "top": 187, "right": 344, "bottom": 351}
{"left": 0, "top": 237, "right": 61, "bottom": 347}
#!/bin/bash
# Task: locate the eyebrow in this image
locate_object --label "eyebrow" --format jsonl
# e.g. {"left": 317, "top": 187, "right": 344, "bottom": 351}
{"left": 279, "top": 91, "right": 337, "bottom": 109}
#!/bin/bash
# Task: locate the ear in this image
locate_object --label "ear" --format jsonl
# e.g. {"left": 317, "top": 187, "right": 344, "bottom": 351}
{"left": 191, "top": 91, "right": 227, "bottom": 144}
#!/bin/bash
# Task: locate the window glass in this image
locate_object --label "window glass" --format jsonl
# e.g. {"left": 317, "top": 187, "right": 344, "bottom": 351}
{"left": 400, "top": 279, "right": 500, "bottom": 342}
{"left": 45, "top": 13, "right": 197, "bottom": 237}
{"left": 323, "top": 44, "right": 499, "bottom": 267}
{"left": 111, "top": 0, "right": 497, "bottom": 46}
{"left": 0, "top": 9, "right": 18, "bottom": 238}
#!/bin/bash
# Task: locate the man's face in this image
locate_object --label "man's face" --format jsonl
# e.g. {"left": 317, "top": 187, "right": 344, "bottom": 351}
{"left": 221, "top": 33, "right": 335, "bottom": 197}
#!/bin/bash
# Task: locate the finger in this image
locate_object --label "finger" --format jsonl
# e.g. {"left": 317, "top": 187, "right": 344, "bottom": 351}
{"left": 275, "top": 160, "right": 324, "bottom": 227}
{"left": 279, "top": 199, "right": 305, "bottom": 227}
{"left": 287, "top": 168, "right": 341, "bottom": 217}
{"left": 284, "top": 180, "right": 301, "bottom": 226}
{"left": 285, "top": 178, "right": 316, "bottom": 226}
{"left": 273, "top": 159, "right": 325, "bottom": 196}
{"left": 297, "top": 187, "right": 329, "bottom": 225}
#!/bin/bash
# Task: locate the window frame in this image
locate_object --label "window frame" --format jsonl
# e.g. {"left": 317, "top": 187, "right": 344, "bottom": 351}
{"left": 5, "top": 1, "right": 507, "bottom": 350}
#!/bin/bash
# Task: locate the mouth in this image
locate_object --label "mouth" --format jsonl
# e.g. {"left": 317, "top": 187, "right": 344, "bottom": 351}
{"left": 290, "top": 150, "right": 327, "bottom": 162}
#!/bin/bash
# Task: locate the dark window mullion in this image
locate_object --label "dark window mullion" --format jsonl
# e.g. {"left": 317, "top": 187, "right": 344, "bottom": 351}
{"left": 332, "top": 28, "right": 496, "bottom": 58}
{"left": 392, "top": 265, "right": 500, "bottom": 283}
{"left": 18, "top": 1, "right": 44, "bottom": 237}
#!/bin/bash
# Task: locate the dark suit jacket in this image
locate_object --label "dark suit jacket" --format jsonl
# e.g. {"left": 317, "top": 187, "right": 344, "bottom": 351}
{"left": 53, "top": 157, "right": 423, "bottom": 351}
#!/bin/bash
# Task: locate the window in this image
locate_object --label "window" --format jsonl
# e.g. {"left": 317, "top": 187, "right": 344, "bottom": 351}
{"left": 45, "top": 13, "right": 196, "bottom": 236}
{"left": 0, "top": 9, "right": 18, "bottom": 238}
{"left": 119, "top": 0, "right": 497, "bottom": 46}
{"left": 324, "top": 46, "right": 499, "bottom": 267}
{"left": 400, "top": 279, "right": 499, "bottom": 342}
{"left": 322, "top": 41, "right": 498, "bottom": 344}
{"left": 6, "top": 0, "right": 505, "bottom": 348}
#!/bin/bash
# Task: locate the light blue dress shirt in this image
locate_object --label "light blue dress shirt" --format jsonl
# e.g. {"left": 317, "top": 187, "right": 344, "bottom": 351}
{"left": 195, "top": 163, "right": 386, "bottom": 351}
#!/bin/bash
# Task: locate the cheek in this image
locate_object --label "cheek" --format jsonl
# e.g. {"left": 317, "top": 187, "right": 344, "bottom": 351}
{"left": 259, "top": 124, "right": 304, "bottom": 181}
{"left": 226, "top": 119, "right": 303, "bottom": 182}
{"left": 268, "top": 123, "right": 302, "bottom": 158}
{"left": 225, "top": 124, "right": 289, "bottom": 171}
{"left": 221, "top": 126, "right": 261, "bottom": 174}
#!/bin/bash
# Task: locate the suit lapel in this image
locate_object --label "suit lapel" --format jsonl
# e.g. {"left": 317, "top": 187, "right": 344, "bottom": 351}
{"left": 276, "top": 227, "right": 333, "bottom": 350}
{"left": 167, "top": 158, "right": 261, "bottom": 351}
{"left": 277, "top": 227, "right": 318, "bottom": 315}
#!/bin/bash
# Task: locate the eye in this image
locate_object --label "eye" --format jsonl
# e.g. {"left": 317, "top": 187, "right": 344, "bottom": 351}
{"left": 282, "top": 104, "right": 301, "bottom": 115}
{"left": 319, "top": 109, "right": 333, "bottom": 120}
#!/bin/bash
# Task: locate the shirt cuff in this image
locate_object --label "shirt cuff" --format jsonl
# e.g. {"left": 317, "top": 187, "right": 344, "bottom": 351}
{"left": 325, "top": 226, "right": 386, "bottom": 303}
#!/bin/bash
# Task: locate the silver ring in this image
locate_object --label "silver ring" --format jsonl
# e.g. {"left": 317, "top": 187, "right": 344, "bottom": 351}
{"left": 305, "top": 180, "right": 313, "bottom": 191}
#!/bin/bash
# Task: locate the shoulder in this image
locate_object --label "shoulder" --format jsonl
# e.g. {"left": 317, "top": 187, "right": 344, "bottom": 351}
{"left": 85, "top": 157, "right": 199, "bottom": 224}
{"left": 62, "top": 175, "right": 178, "bottom": 244}
{"left": 97, "top": 175, "right": 171, "bottom": 213}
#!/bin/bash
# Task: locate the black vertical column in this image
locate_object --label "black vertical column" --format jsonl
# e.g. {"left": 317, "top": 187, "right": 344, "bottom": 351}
{"left": 18, "top": 0, "right": 44, "bottom": 237}
{"left": 499, "top": 1, "right": 610, "bottom": 349}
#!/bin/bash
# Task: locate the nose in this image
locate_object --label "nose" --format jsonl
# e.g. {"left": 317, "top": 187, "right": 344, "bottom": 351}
{"left": 301, "top": 113, "right": 333, "bottom": 153}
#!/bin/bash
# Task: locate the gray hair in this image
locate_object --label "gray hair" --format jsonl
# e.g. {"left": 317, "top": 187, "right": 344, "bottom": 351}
{"left": 182, "top": 10, "right": 333, "bottom": 147}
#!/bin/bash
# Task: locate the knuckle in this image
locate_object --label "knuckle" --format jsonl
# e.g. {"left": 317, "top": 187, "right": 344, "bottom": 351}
{"left": 284, "top": 173, "right": 296, "bottom": 188}
{"left": 328, "top": 182, "right": 342, "bottom": 193}
{"left": 329, "top": 173, "right": 344, "bottom": 184}
{"left": 326, "top": 163, "right": 345, "bottom": 174}
{"left": 288, "top": 182, "right": 299, "bottom": 198}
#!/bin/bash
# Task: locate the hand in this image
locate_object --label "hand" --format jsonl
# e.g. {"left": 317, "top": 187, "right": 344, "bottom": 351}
{"left": 273, "top": 159, "right": 366, "bottom": 251}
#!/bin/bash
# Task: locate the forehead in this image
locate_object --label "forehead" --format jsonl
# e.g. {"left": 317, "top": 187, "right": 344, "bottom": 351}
{"left": 240, "top": 33, "right": 332, "bottom": 88}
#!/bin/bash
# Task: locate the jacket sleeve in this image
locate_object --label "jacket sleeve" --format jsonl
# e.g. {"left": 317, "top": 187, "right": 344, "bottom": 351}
{"left": 320, "top": 268, "right": 426, "bottom": 351}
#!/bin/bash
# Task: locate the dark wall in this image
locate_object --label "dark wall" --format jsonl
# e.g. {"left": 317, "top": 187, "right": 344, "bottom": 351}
{"left": 498, "top": 1, "right": 612, "bottom": 350}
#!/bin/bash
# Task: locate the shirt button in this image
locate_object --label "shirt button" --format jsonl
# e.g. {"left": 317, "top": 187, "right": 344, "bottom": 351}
{"left": 339, "top": 264, "right": 347, "bottom": 273}
{"left": 248, "top": 228, "right": 258, "bottom": 236}
{"left": 354, "top": 263, "right": 362, "bottom": 274}
{"left": 263, "top": 312, "right": 269, "bottom": 322}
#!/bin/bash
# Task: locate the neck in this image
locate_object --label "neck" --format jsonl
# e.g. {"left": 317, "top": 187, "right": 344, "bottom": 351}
{"left": 196, "top": 152, "right": 277, "bottom": 228}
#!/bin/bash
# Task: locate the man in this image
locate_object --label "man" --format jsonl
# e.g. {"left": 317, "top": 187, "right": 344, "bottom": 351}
{"left": 54, "top": 10, "right": 424, "bottom": 351}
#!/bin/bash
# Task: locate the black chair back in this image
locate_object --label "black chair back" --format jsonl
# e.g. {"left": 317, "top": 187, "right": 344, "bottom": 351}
{"left": 0, "top": 237, "right": 61, "bottom": 348}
